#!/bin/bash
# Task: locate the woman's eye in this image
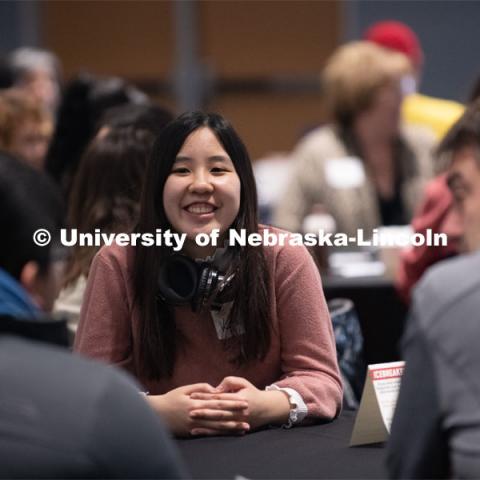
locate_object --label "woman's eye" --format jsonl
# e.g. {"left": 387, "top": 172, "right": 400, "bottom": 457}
{"left": 171, "top": 167, "right": 190, "bottom": 174}
{"left": 211, "top": 167, "right": 227, "bottom": 174}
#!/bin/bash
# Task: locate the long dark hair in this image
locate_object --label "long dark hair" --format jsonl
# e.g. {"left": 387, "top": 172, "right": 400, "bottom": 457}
{"left": 133, "top": 112, "right": 271, "bottom": 379}
{"left": 64, "top": 126, "right": 155, "bottom": 286}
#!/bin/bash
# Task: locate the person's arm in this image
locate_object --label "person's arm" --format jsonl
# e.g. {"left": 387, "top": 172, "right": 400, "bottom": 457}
{"left": 187, "top": 243, "right": 342, "bottom": 432}
{"left": 74, "top": 248, "right": 133, "bottom": 372}
{"left": 387, "top": 307, "right": 449, "bottom": 478}
{"left": 191, "top": 242, "right": 342, "bottom": 430}
{"left": 271, "top": 241, "right": 343, "bottom": 421}
{"left": 88, "top": 369, "right": 189, "bottom": 478}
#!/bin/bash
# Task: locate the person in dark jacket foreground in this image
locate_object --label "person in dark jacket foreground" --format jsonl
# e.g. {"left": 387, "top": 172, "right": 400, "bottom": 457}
{"left": 0, "top": 151, "right": 187, "bottom": 478}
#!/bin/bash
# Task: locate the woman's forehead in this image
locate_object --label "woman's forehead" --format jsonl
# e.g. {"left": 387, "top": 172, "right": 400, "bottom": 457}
{"left": 177, "top": 127, "right": 230, "bottom": 159}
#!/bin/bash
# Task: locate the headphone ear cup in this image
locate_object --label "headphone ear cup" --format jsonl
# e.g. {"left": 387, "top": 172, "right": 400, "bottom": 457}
{"left": 194, "top": 267, "right": 210, "bottom": 312}
{"left": 157, "top": 255, "right": 199, "bottom": 305}
{"left": 194, "top": 265, "right": 220, "bottom": 311}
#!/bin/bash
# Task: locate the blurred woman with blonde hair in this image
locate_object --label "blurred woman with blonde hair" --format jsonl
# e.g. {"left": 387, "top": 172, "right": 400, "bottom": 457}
{"left": 275, "top": 41, "right": 435, "bottom": 236}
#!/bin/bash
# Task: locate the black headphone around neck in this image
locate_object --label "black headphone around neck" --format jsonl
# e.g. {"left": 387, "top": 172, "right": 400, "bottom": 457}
{"left": 157, "top": 253, "right": 233, "bottom": 312}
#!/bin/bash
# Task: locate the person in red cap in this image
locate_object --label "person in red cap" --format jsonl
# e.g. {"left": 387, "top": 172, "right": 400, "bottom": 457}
{"left": 364, "top": 20, "right": 464, "bottom": 140}
{"left": 364, "top": 20, "right": 424, "bottom": 72}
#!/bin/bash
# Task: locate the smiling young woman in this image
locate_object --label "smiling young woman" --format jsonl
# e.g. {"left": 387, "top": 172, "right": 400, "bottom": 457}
{"left": 74, "top": 112, "right": 343, "bottom": 437}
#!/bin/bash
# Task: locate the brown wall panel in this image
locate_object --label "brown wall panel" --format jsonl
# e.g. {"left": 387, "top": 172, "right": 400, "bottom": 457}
{"left": 200, "top": 0, "right": 341, "bottom": 77}
{"left": 40, "top": 1, "right": 174, "bottom": 79}
{"left": 209, "top": 92, "right": 327, "bottom": 160}
{"left": 40, "top": 0, "right": 340, "bottom": 158}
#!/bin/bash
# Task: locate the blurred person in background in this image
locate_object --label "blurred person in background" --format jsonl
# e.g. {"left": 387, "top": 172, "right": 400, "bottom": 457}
{"left": 7, "top": 47, "right": 62, "bottom": 116}
{"left": 54, "top": 118, "right": 165, "bottom": 330}
{"left": 388, "top": 98, "right": 480, "bottom": 479}
{"left": 0, "top": 152, "right": 186, "bottom": 478}
{"left": 275, "top": 41, "right": 435, "bottom": 236}
{"left": 394, "top": 76, "right": 480, "bottom": 304}
{"left": 395, "top": 172, "right": 462, "bottom": 304}
{"left": 364, "top": 20, "right": 464, "bottom": 140}
{"left": 0, "top": 89, "right": 53, "bottom": 170}
{"left": 98, "top": 102, "right": 173, "bottom": 137}
{"left": 45, "top": 73, "right": 149, "bottom": 197}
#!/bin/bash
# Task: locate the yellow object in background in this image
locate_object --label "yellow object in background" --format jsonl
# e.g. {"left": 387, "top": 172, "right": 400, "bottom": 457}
{"left": 402, "top": 93, "right": 465, "bottom": 140}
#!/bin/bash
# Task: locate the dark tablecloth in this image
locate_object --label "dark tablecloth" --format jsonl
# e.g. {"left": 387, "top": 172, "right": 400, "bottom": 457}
{"left": 176, "top": 411, "right": 386, "bottom": 479}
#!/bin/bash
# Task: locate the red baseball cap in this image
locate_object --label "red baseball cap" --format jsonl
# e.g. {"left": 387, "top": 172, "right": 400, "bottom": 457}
{"left": 364, "top": 20, "right": 424, "bottom": 69}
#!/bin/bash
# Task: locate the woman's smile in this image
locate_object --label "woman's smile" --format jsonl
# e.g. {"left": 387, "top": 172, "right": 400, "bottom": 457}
{"left": 184, "top": 202, "right": 218, "bottom": 215}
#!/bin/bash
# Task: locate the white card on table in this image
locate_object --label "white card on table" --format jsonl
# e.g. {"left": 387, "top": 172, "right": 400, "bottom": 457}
{"left": 350, "top": 361, "right": 405, "bottom": 446}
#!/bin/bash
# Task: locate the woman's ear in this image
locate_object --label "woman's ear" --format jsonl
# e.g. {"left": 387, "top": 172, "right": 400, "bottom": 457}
{"left": 20, "top": 261, "right": 43, "bottom": 308}
{"left": 21, "top": 260, "right": 65, "bottom": 313}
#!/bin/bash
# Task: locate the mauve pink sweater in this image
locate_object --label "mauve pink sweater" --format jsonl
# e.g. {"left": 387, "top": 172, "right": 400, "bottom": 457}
{"left": 74, "top": 232, "right": 342, "bottom": 421}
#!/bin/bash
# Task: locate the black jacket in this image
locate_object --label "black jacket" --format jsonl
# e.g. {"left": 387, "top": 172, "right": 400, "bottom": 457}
{"left": 0, "top": 315, "right": 187, "bottom": 479}
{"left": 387, "top": 251, "right": 480, "bottom": 478}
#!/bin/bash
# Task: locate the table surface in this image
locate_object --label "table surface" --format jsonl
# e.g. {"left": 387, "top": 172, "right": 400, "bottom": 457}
{"left": 176, "top": 411, "right": 386, "bottom": 479}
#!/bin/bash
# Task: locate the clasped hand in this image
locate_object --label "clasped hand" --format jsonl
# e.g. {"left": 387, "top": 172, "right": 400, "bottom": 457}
{"left": 149, "top": 376, "right": 275, "bottom": 437}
